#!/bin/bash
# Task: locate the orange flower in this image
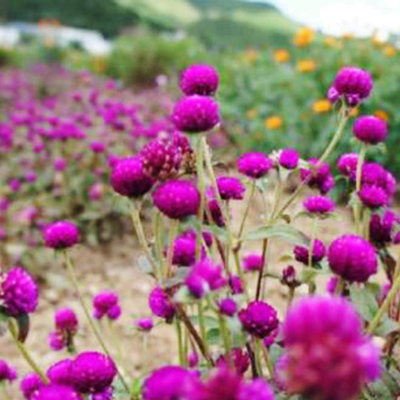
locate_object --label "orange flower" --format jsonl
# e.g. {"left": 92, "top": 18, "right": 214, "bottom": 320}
{"left": 348, "top": 108, "right": 360, "bottom": 117}
{"left": 265, "top": 116, "right": 283, "bottom": 130}
{"left": 273, "top": 49, "right": 290, "bottom": 63}
{"left": 293, "top": 27, "right": 315, "bottom": 47}
{"left": 374, "top": 110, "right": 389, "bottom": 122}
{"left": 297, "top": 59, "right": 317, "bottom": 73}
{"left": 246, "top": 109, "right": 258, "bottom": 119}
{"left": 312, "top": 99, "right": 331, "bottom": 114}
{"left": 383, "top": 45, "right": 396, "bottom": 57}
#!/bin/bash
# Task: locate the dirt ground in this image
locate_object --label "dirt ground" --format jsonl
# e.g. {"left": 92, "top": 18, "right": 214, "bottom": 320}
{"left": 1, "top": 191, "right": 398, "bottom": 399}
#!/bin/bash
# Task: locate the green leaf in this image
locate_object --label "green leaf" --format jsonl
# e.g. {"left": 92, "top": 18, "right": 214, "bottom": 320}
{"left": 269, "top": 343, "right": 284, "bottom": 367}
{"left": 206, "top": 327, "right": 221, "bottom": 345}
{"left": 0, "top": 310, "right": 9, "bottom": 337}
{"left": 375, "top": 316, "right": 398, "bottom": 337}
{"left": 349, "top": 284, "right": 379, "bottom": 322}
{"left": 245, "top": 225, "right": 310, "bottom": 246}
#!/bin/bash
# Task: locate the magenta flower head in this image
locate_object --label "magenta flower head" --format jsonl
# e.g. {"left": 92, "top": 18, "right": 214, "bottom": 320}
{"left": 276, "top": 296, "right": 380, "bottom": 400}
{"left": 142, "top": 366, "right": 200, "bottom": 400}
{"left": 0, "top": 266, "right": 38, "bottom": 316}
{"left": 54, "top": 157, "right": 67, "bottom": 172}
{"left": 110, "top": 156, "right": 154, "bottom": 198}
{"left": 243, "top": 253, "right": 263, "bottom": 272}
{"left": 148, "top": 286, "right": 176, "bottom": 322}
{"left": 44, "top": 221, "right": 79, "bottom": 249}
{"left": 279, "top": 148, "right": 299, "bottom": 170}
{"left": 294, "top": 239, "right": 326, "bottom": 265}
{"left": 369, "top": 210, "right": 397, "bottom": 246}
{"left": 301, "top": 158, "right": 334, "bottom": 194}
{"left": 152, "top": 180, "right": 200, "bottom": 220}
{"left": 70, "top": 352, "right": 117, "bottom": 394}
{"left": 55, "top": 308, "right": 78, "bottom": 333}
{"left": 216, "top": 348, "right": 250, "bottom": 375}
{"left": 0, "top": 360, "right": 17, "bottom": 382}
{"left": 185, "top": 258, "right": 226, "bottom": 298}
{"left": 329, "top": 66, "right": 373, "bottom": 106}
{"left": 359, "top": 185, "right": 388, "bottom": 209}
{"left": 93, "top": 291, "right": 121, "bottom": 321}
{"left": 303, "top": 196, "right": 335, "bottom": 215}
{"left": 328, "top": 234, "right": 377, "bottom": 282}
{"left": 47, "top": 359, "right": 74, "bottom": 386}
{"left": 216, "top": 176, "right": 245, "bottom": 200}
{"left": 239, "top": 301, "right": 279, "bottom": 339}
{"left": 140, "top": 138, "right": 182, "bottom": 180}
{"left": 90, "top": 141, "right": 105, "bottom": 153}
{"left": 229, "top": 275, "right": 244, "bottom": 295}
{"left": 238, "top": 379, "right": 275, "bottom": 400}
{"left": 353, "top": 115, "right": 388, "bottom": 145}
{"left": 134, "top": 317, "right": 154, "bottom": 332}
{"left": 172, "top": 95, "right": 220, "bottom": 133}
{"left": 337, "top": 153, "right": 358, "bottom": 180}
{"left": 20, "top": 372, "right": 44, "bottom": 399}
{"left": 48, "top": 332, "right": 66, "bottom": 351}
{"left": 172, "top": 230, "right": 205, "bottom": 267}
{"left": 237, "top": 152, "right": 274, "bottom": 179}
{"left": 31, "top": 385, "right": 82, "bottom": 400}
{"left": 180, "top": 64, "right": 219, "bottom": 96}
{"left": 219, "top": 298, "right": 237, "bottom": 316}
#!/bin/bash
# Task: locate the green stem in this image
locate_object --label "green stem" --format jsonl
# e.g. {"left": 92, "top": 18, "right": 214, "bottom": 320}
{"left": 175, "top": 318, "right": 185, "bottom": 366}
{"left": 308, "top": 217, "right": 318, "bottom": 268}
{"left": 63, "top": 252, "right": 131, "bottom": 397}
{"left": 195, "top": 135, "right": 206, "bottom": 261}
{"left": 238, "top": 180, "right": 256, "bottom": 238}
{"left": 197, "top": 301, "right": 210, "bottom": 364}
{"left": 354, "top": 143, "right": 367, "bottom": 234}
{"left": 261, "top": 344, "right": 274, "bottom": 378}
{"left": 166, "top": 219, "right": 179, "bottom": 277}
{"left": 154, "top": 211, "right": 165, "bottom": 271}
{"left": 254, "top": 338, "right": 264, "bottom": 377}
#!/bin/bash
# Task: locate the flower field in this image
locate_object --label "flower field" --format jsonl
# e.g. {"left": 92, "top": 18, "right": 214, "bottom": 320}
{"left": 0, "top": 26, "right": 400, "bottom": 400}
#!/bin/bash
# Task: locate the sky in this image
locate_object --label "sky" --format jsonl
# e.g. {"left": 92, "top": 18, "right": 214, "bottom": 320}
{"left": 265, "top": 0, "right": 400, "bottom": 38}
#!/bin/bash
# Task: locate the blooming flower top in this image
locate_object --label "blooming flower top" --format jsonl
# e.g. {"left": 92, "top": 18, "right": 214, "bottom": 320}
{"left": 243, "top": 253, "right": 263, "bottom": 272}
{"left": 277, "top": 296, "right": 380, "bottom": 400}
{"left": 353, "top": 115, "right": 388, "bottom": 145}
{"left": 216, "top": 176, "right": 245, "bottom": 200}
{"left": 44, "top": 221, "right": 79, "bottom": 249}
{"left": 337, "top": 153, "right": 358, "bottom": 180}
{"left": 294, "top": 240, "right": 326, "bottom": 265}
{"left": 47, "top": 359, "right": 74, "bottom": 386}
{"left": 300, "top": 158, "right": 334, "bottom": 194}
{"left": 279, "top": 148, "right": 299, "bottom": 170}
{"left": 93, "top": 291, "right": 121, "bottom": 321}
{"left": 148, "top": 286, "right": 176, "bottom": 322}
{"left": 328, "top": 234, "right": 378, "bottom": 282}
{"left": 20, "top": 372, "right": 44, "bottom": 399}
{"left": 172, "top": 95, "right": 220, "bottom": 133}
{"left": 152, "top": 180, "right": 200, "bottom": 220}
{"left": 31, "top": 384, "right": 83, "bottom": 400}
{"left": 359, "top": 185, "right": 388, "bottom": 209}
{"left": 180, "top": 65, "right": 219, "bottom": 96}
{"left": 0, "top": 266, "right": 38, "bottom": 316}
{"left": 237, "top": 152, "right": 274, "bottom": 179}
{"left": 369, "top": 210, "right": 398, "bottom": 246}
{"left": 55, "top": 308, "right": 78, "bottom": 333}
{"left": 303, "top": 196, "right": 335, "bottom": 215}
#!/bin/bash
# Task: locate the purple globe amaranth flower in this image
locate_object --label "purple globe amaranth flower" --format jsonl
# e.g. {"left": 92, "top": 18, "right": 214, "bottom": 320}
{"left": 54, "top": 157, "right": 67, "bottom": 172}
{"left": 0, "top": 266, "right": 38, "bottom": 316}
{"left": 92, "top": 387, "right": 113, "bottom": 400}
{"left": 303, "top": 195, "right": 335, "bottom": 215}
{"left": 337, "top": 153, "right": 358, "bottom": 180}
{"left": 294, "top": 239, "right": 326, "bottom": 265}
{"left": 239, "top": 301, "right": 279, "bottom": 339}
{"left": 243, "top": 254, "right": 263, "bottom": 272}
{"left": 172, "top": 95, "right": 220, "bottom": 133}
{"left": 47, "top": 359, "right": 74, "bottom": 386}
{"left": 55, "top": 308, "right": 78, "bottom": 333}
{"left": 31, "top": 384, "right": 82, "bottom": 400}
{"left": 110, "top": 156, "right": 154, "bottom": 198}
{"left": 142, "top": 366, "right": 201, "bottom": 400}
{"left": 0, "top": 360, "right": 17, "bottom": 382}
{"left": 48, "top": 332, "right": 67, "bottom": 351}
{"left": 152, "top": 180, "right": 200, "bottom": 220}
{"left": 148, "top": 286, "right": 176, "bottom": 322}
{"left": 89, "top": 141, "right": 105, "bottom": 153}
{"left": 185, "top": 258, "right": 226, "bottom": 298}
{"left": 353, "top": 115, "right": 388, "bottom": 145}
{"left": 172, "top": 231, "right": 205, "bottom": 267}
{"left": 359, "top": 185, "right": 388, "bottom": 209}
{"left": 279, "top": 148, "right": 299, "bottom": 170}
{"left": 134, "top": 317, "right": 154, "bottom": 332}
{"left": 93, "top": 291, "right": 121, "bottom": 321}
{"left": 361, "top": 163, "right": 397, "bottom": 198}
{"left": 301, "top": 158, "right": 334, "bottom": 194}
{"left": 180, "top": 64, "right": 219, "bottom": 96}
{"left": 276, "top": 296, "right": 380, "bottom": 400}
{"left": 21, "top": 372, "right": 44, "bottom": 399}
{"left": 188, "top": 350, "right": 199, "bottom": 368}
{"left": 44, "top": 221, "right": 79, "bottom": 249}
{"left": 216, "top": 176, "right": 245, "bottom": 200}
{"left": 281, "top": 266, "right": 297, "bottom": 287}
{"left": 228, "top": 275, "right": 244, "bottom": 295}
{"left": 70, "top": 352, "right": 117, "bottom": 394}
{"left": 237, "top": 152, "right": 274, "bottom": 179}
{"left": 219, "top": 298, "right": 237, "bottom": 316}
{"left": 140, "top": 138, "right": 183, "bottom": 180}
{"left": 330, "top": 66, "right": 373, "bottom": 106}
{"left": 238, "top": 378, "right": 275, "bottom": 400}
{"left": 326, "top": 276, "right": 340, "bottom": 294}
{"left": 369, "top": 210, "right": 397, "bottom": 246}
{"left": 216, "top": 349, "right": 250, "bottom": 375}
{"left": 328, "top": 234, "right": 377, "bottom": 282}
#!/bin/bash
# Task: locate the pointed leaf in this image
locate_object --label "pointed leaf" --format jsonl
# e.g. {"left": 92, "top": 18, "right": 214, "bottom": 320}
{"left": 245, "top": 225, "right": 310, "bottom": 246}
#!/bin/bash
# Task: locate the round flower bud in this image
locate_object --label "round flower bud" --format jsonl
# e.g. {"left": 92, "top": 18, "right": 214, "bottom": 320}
{"left": 89, "top": 141, "right": 105, "bottom": 153}
{"left": 238, "top": 379, "right": 275, "bottom": 400}
{"left": 110, "top": 156, "right": 154, "bottom": 198}
{"left": 219, "top": 298, "right": 237, "bottom": 317}
{"left": 20, "top": 372, "right": 44, "bottom": 399}
{"left": 337, "top": 153, "right": 358, "bottom": 180}
{"left": 301, "top": 158, "right": 334, "bottom": 194}
{"left": 243, "top": 253, "right": 263, "bottom": 272}
{"left": 216, "top": 176, "right": 245, "bottom": 200}
{"left": 43, "top": 221, "right": 79, "bottom": 249}
{"left": 55, "top": 308, "right": 78, "bottom": 333}
{"left": 31, "top": 385, "right": 82, "bottom": 400}
{"left": 180, "top": 65, "right": 219, "bottom": 96}
{"left": 152, "top": 180, "right": 200, "bottom": 220}
{"left": 93, "top": 291, "right": 121, "bottom": 321}
{"left": 0, "top": 360, "right": 16, "bottom": 382}
{"left": 359, "top": 185, "right": 388, "bottom": 209}
{"left": 369, "top": 211, "right": 397, "bottom": 246}
{"left": 0, "top": 266, "right": 38, "bottom": 316}
{"left": 328, "top": 234, "right": 377, "bottom": 282}
{"left": 353, "top": 116, "right": 388, "bottom": 145}
{"left": 69, "top": 352, "right": 117, "bottom": 394}
{"left": 294, "top": 240, "right": 326, "bottom": 265}
{"left": 279, "top": 148, "right": 299, "bottom": 169}
{"left": 148, "top": 286, "right": 176, "bottom": 322}
{"left": 172, "top": 95, "right": 220, "bottom": 133}
{"left": 239, "top": 301, "right": 279, "bottom": 339}
{"left": 237, "top": 152, "right": 274, "bottom": 179}
{"left": 303, "top": 196, "right": 335, "bottom": 215}
{"left": 134, "top": 318, "right": 154, "bottom": 332}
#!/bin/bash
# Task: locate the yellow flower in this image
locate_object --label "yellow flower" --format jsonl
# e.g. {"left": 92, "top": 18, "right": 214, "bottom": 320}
{"left": 348, "top": 108, "right": 360, "bottom": 117}
{"left": 312, "top": 99, "right": 331, "bottom": 114}
{"left": 273, "top": 49, "right": 290, "bottom": 63}
{"left": 383, "top": 45, "right": 396, "bottom": 57}
{"left": 243, "top": 48, "right": 259, "bottom": 64}
{"left": 297, "top": 59, "right": 317, "bottom": 73}
{"left": 265, "top": 116, "right": 283, "bottom": 130}
{"left": 246, "top": 109, "right": 258, "bottom": 119}
{"left": 374, "top": 110, "right": 389, "bottom": 122}
{"left": 293, "top": 27, "right": 315, "bottom": 47}
{"left": 324, "top": 37, "right": 342, "bottom": 48}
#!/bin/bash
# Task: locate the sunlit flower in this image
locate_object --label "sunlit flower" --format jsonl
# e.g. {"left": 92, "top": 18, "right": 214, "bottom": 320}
{"left": 312, "top": 99, "right": 331, "bottom": 114}
{"left": 297, "top": 59, "right": 317, "bottom": 73}
{"left": 383, "top": 45, "right": 396, "bottom": 57}
{"left": 293, "top": 27, "right": 315, "bottom": 47}
{"left": 265, "top": 115, "right": 282, "bottom": 130}
{"left": 273, "top": 49, "right": 290, "bottom": 63}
